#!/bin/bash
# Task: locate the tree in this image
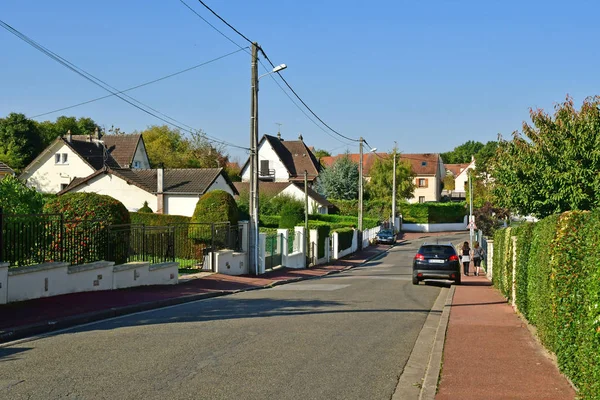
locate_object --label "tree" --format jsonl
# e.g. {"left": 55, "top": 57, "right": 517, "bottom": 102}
{"left": 312, "top": 148, "right": 331, "bottom": 161}
{"left": 0, "top": 175, "right": 44, "bottom": 214}
{"left": 366, "top": 150, "right": 415, "bottom": 202}
{"left": 315, "top": 153, "right": 359, "bottom": 200}
{"left": 491, "top": 95, "right": 600, "bottom": 218}
{"left": 37, "top": 116, "right": 99, "bottom": 146}
{"left": 441, "top": 140, "right": 485, "bottom": 164}
{"left": 0, "top": 113, "right": 44, "bottom": 171}
{"left": 443, "top": 174, "right": 455, "bottom": 191}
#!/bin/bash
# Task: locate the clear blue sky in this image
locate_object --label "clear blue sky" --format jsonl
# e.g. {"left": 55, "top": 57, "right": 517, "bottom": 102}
{"left": 2, "top": 0, "right": 599, "bottom": 162}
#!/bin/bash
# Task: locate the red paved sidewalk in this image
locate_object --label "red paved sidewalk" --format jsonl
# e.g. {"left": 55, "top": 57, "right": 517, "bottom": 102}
{"left": 436, "top": 274, "right": 576, "bottom": 400}
{"left": 0, "top": 243, "right": 390, "bottom": 342}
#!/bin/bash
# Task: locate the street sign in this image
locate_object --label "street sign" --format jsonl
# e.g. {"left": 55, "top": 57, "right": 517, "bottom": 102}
{"left": 467, "top": 221, "right": 477, "bottom": 230}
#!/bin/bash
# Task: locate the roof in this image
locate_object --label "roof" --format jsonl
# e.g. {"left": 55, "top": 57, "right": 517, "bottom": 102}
{"left": 64, "top": 138, "right": 121, "bottom": 170}
{"left": 0, "top": 161, "right": 15, "bottom": 175}
{"left": 102, "top": 135, "right": 142, "bottom": 167}
{"left": 59, "top": 167, "right": 238, "bottom": 196}
{"left": 233, "top": 181, "right": 332, "bottom": 207}
{"left": 445, "top": 163, "right": 471, "bottom": 177}
{"left": 241, "top": 134, "right": 321, "bottom": 181}
{"left": 320, "top": 152, "right": 441, "bottom": 176}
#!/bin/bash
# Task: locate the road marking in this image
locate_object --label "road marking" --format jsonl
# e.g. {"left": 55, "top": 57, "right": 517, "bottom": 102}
{"left": 269, "top": 284, "right": 350, "bottom": 291}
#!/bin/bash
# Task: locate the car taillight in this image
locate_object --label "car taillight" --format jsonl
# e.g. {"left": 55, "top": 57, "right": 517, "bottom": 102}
{"left": 414, "top": 253, "right": 425, "bottom": 261}
{"left": 449, "top": 255, "right": 459, "bottom": 262}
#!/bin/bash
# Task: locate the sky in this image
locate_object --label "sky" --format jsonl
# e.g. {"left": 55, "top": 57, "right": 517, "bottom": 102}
{"left": 2, "top": 0, "right": 600, "bottom": 163}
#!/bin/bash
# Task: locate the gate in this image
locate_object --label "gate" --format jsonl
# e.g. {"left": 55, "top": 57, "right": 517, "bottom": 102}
{"left": 264, "top": 233, "right": 283, "bottom": 271}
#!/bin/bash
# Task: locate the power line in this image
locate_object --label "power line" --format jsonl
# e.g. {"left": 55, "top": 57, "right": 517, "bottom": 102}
{"left": 0, "top": 19, "right": 249, "bottom": 151}
{"left": 189, "top": 0, "right": 359, "bottom": 144}
{"left": 31, "top": 47, "right": 247, "bottom": 119}
{"left": 178, "top": 0, "right": 355, "bottom": 147}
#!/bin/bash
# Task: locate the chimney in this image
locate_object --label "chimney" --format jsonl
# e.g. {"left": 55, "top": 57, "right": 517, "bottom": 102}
{"left": 298, "top": 133, "right": 303, "bottom": 141}
{"left": 66, "top": 129, "right": 72, "bottom": 143}
{"left": 156, "top": 166, "right": 164, "bottom": 214}
{"left": 277, "top": 132, "right": 282, "bottom": 140}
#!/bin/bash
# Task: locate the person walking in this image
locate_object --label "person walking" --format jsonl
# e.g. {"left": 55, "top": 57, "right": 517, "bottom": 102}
{"left": 473, "top": 242, "right": 486, "bottom": 276}
{"left": 461, "top": 241, "right": 471, "bottom": 276}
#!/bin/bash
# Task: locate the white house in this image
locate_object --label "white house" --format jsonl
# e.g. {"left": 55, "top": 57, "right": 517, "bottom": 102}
{"left": 234, "top": 181, "right": 332, "bottom": 214}
{"left": 240, "top": 133, "right": 321, "bottom": 185}
{"left": 444, "top": 158, "right": 476, "bottom": 199}
{"left": 20, "top": 131, "right": 150, "bottom": 194}
{"left": 59, "top": 167, "right": 238, "bottom": 217}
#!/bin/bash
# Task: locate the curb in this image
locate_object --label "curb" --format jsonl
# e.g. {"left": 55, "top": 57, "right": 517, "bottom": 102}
{"left": 1, "top": 246, "right": 392, "bottom": 346}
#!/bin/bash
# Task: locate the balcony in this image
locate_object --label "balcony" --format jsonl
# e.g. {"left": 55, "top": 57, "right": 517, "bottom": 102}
{"left": 259, "top": 168, "right": 275, "bottom": 180}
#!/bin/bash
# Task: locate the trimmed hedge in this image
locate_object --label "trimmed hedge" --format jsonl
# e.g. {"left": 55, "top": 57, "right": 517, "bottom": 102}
{"left": 306, "top": 221, "right": 331, "bottom": 259}
{"left": 190, "top": 190, "right": 238, "bottom": 243}
{"left": 260, "top": 215, "right": 280, "bottom": 228}
{"left": 279, "top": 202, "right": 304, "bottom": 229}
{"left": 400, "top": 202, "right": 466, "bottom": 224}
{"left": 492, "top": 211, "right": 600, "bottom": 398}
{"left": 130, "top": 212, "right": 191, "bottom": 226}
{"left": 44, "top": 193, "right": 130, "bottom": 224}
{"left": 334, "top": 227, "right": 354, "bottom": 251}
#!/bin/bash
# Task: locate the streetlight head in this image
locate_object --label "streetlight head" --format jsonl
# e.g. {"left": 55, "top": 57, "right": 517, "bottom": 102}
{"left": 370, "top": 148, "right": 377, "bottom": 152}
{"left": 272, "top": 64, "right": 287, "bottom": 73}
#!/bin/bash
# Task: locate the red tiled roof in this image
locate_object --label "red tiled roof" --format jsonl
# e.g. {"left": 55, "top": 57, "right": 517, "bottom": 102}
{"left": 102, "top": 135, "right": 142, "bottom": 168}
{"left": 445, "top": 163, "right": 471, "bottom": 177}
{"left": 321, "top": 153, "right": 441, "bottom": 176}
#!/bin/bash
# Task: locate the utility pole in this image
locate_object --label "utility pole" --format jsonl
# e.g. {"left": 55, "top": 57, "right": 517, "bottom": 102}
{"left": 469, "top": 167, "right": 474, "bottom": 248}
{"left": 249, "top": 42, "right": 259, "bottom": 275}
{"left": 358, "top": 137, "right": 364, "bottom": 250}
{"left": 304, "top": 170, "right": 309, "bottom": 265}
{"left": 392, "top": 141, "right": 397, "bottom": 232}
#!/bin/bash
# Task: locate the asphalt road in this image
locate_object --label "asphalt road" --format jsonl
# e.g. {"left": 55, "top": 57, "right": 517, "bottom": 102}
{"left": 1, "top": 233, "right": 468, "bottom": 400}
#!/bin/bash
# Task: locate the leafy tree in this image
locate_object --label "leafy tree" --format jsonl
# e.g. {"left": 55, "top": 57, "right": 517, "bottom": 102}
{"left": 37, "top": 116, "right": 99, "bottom": 146}
{"left": 443, "top": 174, "right": 455, "bottom": 191}
{"left": 0, "top": 175, "right": 44, "bottom": 214}
{"left": 491, "top": 95, "right": 600, "bottom": 218}
{"left": 279, "top": 202, "right": 304, "bottom": 228}
{"left": 315, "top": 153, "right": 359, "bottom": 200}
{"left": 0, "top": 113, "right": 44, "bottom": 171}
{"left": 312, "top": 148, "right": 331, "bottom": 160}
{"left": 366, "top": 150, "right": 415, "bottom": 202}
{"left": 473, "top": 141, "right": 498, "bottom": 175}
{"left": 473, "top": 201, "right": 509, "bottom": 236}
{"left": 441, "top": 140, "right": 485, "bottom": 164}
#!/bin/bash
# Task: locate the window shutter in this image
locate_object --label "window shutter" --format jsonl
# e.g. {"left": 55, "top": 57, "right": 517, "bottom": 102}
{"left": 424, "top": 178, "right": 429, "bottom": 188}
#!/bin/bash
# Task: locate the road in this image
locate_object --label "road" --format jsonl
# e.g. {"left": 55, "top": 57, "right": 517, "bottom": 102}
{"left": 1, "top": 233, "right": 467, "bottom": 400}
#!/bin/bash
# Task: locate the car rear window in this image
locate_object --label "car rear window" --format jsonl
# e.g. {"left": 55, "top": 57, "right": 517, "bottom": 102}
{"left": 419, "top": 245, "right": 456, "bottom": 258}
{"left": 379, "top": 230, "right": 392, "bottom": 235}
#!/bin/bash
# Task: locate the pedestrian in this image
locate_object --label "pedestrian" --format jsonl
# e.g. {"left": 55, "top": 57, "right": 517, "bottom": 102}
{"left": 473, "top": 242, "right": 486, "bottom": 276}
{"left": 461, "top": 241, "right": 471, "bottom": 276}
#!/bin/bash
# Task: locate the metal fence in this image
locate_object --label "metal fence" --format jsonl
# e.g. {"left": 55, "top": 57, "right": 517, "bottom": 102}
{"left": 1, "top": 209, "right": 244, "bottom": 269}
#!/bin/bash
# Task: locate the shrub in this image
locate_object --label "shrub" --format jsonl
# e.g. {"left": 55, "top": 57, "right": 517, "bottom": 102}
{"left": 138, "top": 201, "right": 153, "bottom": 213}
{"left": 334, "top": 227, "right": 354, "bottom": 251}
{"left": 130, "top": 212, "right": 190, "bottom": 226}
{"left": 514, "top": 222, "right": 535, "bottom": 319}
{"left": 190, "top": 190, "right": 239, "bottom": 243}
{"left": 279, "top": 202, "right": 304, "bottom": 229}
{"left": 260, "top": 215, "right": 280, "bottom": 228}
{"left": 0, "top": 175, "right": 44, "bottom": 214}
{"left": 305, "top": 221, "right": 331, "bottom": 259}
{"left": 44, "top": 192, "right": 130, "bottom": 224}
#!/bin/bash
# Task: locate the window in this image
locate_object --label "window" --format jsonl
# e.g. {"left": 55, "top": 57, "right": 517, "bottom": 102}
{"left": 419, "top": 196, "right": 425, "bottom": 203}
{"left": 55, "top": 153, "right": 68, "bottom": 164}
{"left": 134, "top": 161, "right": 141, "bottom": 168}
{"left": 418, "top": 178, "right": 428, "bottom": 188}
{"left": 60, "top": 183, "right": 68, "bottom": 190}
{"left": 421, "top": 161, "right": 427, "bottom": 166}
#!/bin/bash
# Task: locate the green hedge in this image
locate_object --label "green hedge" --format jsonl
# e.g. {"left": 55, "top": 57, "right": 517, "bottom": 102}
{"left": 130, "top": 212, "right": 191, "bottom": 226}
{"left": 260, "top": 215, "right": 280, "bottom": 228}
{"left": 334, "top": 227, "right": 354, "bottom": 251}
{"left": 400, "top": 202, "right": 466, "bottom": 224}
{"left": 492, "top": 211, "right": 600, "bottom": 398}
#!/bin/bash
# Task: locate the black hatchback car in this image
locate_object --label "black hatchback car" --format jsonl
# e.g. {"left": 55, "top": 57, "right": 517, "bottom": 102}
{"left": 412, "top": 243, "right": 461, "bottom": 285}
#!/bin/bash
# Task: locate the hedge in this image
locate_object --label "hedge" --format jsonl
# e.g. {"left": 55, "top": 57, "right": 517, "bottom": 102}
{"left": 306, "top": 222, "right": 331, "bottom": 259}
{"left": 190, "top": 190, "right": 238, "bottom": 243}
{"left": 260, "top": 215, "right": 280, "bottom": 228}
{"left": 400, "top": 202, "right": 466, "bottom": 224}
{"left": 491, "top": 211, "right": 600, "bottom": 398}
{"left": 130, "top": 212, "right": 191, "bottom": 226}
{"left": 333, "top": 227, "right": 354, "bottom": 251}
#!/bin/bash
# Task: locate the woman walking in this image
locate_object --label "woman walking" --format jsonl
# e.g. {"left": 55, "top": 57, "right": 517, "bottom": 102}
{"left": 473, "top": 242, "right": 486, "bottom": 276}
{"left": 461, "top": 241, "right": 471, "bottom": 276}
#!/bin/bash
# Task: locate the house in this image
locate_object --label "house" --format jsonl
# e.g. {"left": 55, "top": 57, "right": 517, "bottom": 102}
{"left": 58, "top": 167, "right": 238, "bottom": 216}
{"left": 234, "top": 181, "right": 333, "bottom": 214}
{"left": 20, "top": 131, "right": 150, "bottom": 193}
{"left": 320, "top": 152, "right": 445, "bottom": 203}
{"left": 0, "top": 162, "right": 15, "bottom": 180}
{"left": 444, "top": 158, "right": 476, "bottom": 200}
{"left": 240, "top": 133, "right": 321, "bottom": 185}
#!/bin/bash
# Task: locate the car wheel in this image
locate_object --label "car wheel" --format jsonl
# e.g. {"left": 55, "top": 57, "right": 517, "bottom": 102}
{"left": 412, "top": 275, "right": 419, "bottom": 285}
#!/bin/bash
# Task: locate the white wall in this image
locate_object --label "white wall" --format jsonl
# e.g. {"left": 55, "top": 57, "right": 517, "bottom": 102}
{"left": 215, "top": 250, "right": 248, "bottom": 275}
{"left": 24, "top": 142, "right": 95, "bottom": 193}
{"left": 113, "top": 262, "right": 178, "bottom": 289}
{"left": 402, "top": 222, "right": 467, "bottom": 233}
{"left": 454, "top": 162, "right": 475, "bottom": 192}
{"left": 241, "top": 139, "right": 289, "bottom": 182}
{"left": 0, "top": 263, "right": 8, "bottom": 304}
{"left": 165, "top": 195, "right": 199, "bottom": 217}
{"left": 132, "top": 140, "right": 151, "bottom": 169}
{"left": 408, "top": 175, "right": 438, "bottom": 203}
{"left": 210, "top": 174, "right": 236, "bottom": 195}
{"left": 65, "top": 261, "right": 114, "bottom": 293}
{"left": 70, "top": 172, "right": 158, "bottom": 212}
{"left": 7, "top": 262, "right": 69, "bottom": 303}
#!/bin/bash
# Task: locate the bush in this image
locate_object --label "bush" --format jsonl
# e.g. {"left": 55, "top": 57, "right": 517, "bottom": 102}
{"left": 304, "top": 221, "right": 331, "bottom": 259}
{"left": 138, "top": 201, "right": 153, "bottom": 213}
{"left": 260, "top": 215, "right": 280, "bottom": 228}
{"left": 279, "top": 202, "right": 304, "bottom": 229}
{"left": 334, "top": 227, "right": 354, "bottom": 251}
{"left": 0, "top": 175, "right": 44, "bottom": 214}
{"left": 190, "top": 190, "right": 239, "bottom": 243}
{"left": 44, "top": 192, "right": 130, "bottom": 224}
{"left": 130, "top": 212, "right": 190, "bottom": 226}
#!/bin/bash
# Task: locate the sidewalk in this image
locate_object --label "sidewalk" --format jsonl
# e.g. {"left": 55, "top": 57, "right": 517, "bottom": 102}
{"left": 436, "top": 274, "right": 576, "bottom": 400}
{"left": 0, "top": 243, "right": 389, "bottom": 344}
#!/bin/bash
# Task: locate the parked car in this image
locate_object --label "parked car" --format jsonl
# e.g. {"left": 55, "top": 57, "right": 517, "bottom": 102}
{"left": 412, "top": 242, "right": 461, "bottom": 285}
{"left": 376, "top": 229, "right": 395, "bottom": 244}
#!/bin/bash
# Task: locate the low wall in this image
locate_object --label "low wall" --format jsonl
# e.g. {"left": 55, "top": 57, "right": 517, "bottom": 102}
{"left": 2, "top": 260, "right": 179, "bottom": 304}
{"left": 215, "top": 250, "right": 248, "bottom": 275}
{"left": 286, "top": 251, "right": 305, "bottom": 269}
{"left": 401, "top": 222, "right": 467, "bottom": 233}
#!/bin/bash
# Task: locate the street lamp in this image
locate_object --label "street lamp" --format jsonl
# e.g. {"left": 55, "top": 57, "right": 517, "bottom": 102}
{"left": 358, "top": 139, "right": 377, "bottom": 250}
{"left": 392, "top": 141, "right": 397, "bottom": 232}
{"left": 249, "top": 43, "right": 287, "bottom": 275}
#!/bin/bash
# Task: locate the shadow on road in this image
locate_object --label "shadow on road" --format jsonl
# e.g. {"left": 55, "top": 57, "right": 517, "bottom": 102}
{"left": 0, "top": 347, "right": 32, "bottom": 362}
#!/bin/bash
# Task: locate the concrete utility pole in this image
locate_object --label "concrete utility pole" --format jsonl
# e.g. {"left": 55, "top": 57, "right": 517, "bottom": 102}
{"left": 358, "top": 137, "right": 364, "bottom": 250}
{"left": 249, "top": 42, "right": 259, "bottom": 275}
{"left": 469, "top": 167, "right": 474, "bottom": 248}
{"left": 392, "top": 141, "right": 397, "bottom": 232}
{"left": 304, "top": 170, "right": 309, "bottom": 264}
